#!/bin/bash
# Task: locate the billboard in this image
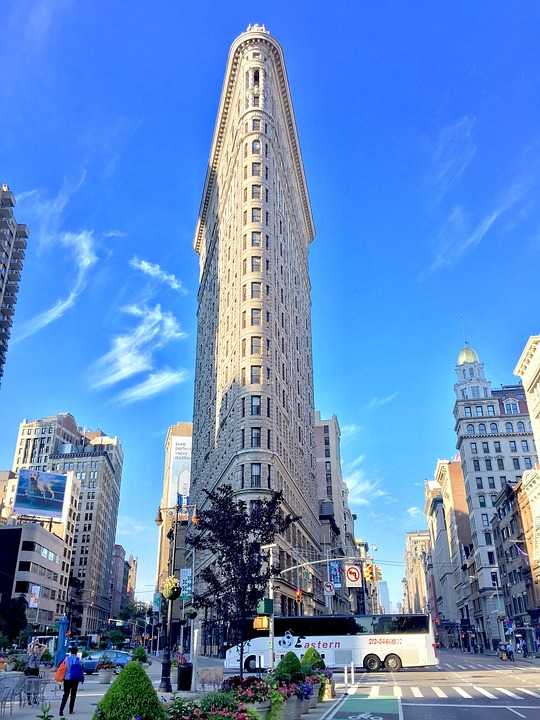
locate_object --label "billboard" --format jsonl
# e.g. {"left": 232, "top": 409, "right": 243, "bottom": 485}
{"left": 167, "top": 435, "right": 192, "bottom": 507}
{"left": 14, "top": 469, "right": 67, "bottom": 519}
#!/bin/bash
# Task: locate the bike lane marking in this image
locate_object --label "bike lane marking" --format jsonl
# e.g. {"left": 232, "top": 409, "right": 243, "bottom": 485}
{"left": 329, "top": 688, "right": 401, "bottom": 720}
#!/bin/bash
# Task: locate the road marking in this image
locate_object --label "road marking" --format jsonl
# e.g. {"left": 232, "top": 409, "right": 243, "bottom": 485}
{"left": 518, "top": 688, "right": 540, "bottom": 698}
{"left": 432, "top": 687, "right": 447, "bottom": 698}
{"left": 496, "top": 688, "right": 521, "bottom": 699}
{"left": 410, "top": 687, "right": 422, "bottom": 697}
{"left": 506, "top": 708, "right": 526, "bottom": 719}
{"left": 457, "top": 665, "right": 469, "bottom": 670}
{"left": 402, "top": 703, "right": 540, "bottom": 710}
{"left": 444, "top": 663, "right": 455, "bottom": 669}
{"left": 393, "top": 686, "right": 402, "bottom": 698}
{"left": 473, "top": 686, "right": 497, "bottom": 699}
{"left": 369, "top": 686, "right": 379, "bottom": 698}
{"left": 453, "top": 686, "right": 472, "bottom": 698}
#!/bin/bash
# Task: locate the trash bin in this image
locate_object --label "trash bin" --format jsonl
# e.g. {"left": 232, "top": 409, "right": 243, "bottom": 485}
{"left": 177, "top": 663, "right": 193, "bottom": 691}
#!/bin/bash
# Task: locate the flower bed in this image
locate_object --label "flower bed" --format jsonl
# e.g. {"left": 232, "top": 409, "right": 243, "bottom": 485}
{"left": 167, "top": 648, "right": 333, "bottom": 720}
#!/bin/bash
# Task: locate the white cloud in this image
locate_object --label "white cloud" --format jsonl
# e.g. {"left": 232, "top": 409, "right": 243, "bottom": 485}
{"left": 341, "top": 423, "right": 361, "bottom": 438}
{"left": 91, "top": 304, "right": 186, "bottom": 389}
{"left": 344, "top": 469, "right": 392, "bottom": 508}
{"left": 103, "top": 229, "right": 126, "bottom": 238}
{"left": 130, "top": 256, "right": 186, "bottom": 293}
{"left": 114, "top": 368, "right": 188, "bottom": 405}
{"left": 368, "top": 392, "right": 398, "bottom": 409}
{"left": 346, "top": 455, "right": 365, "bottom": 471}
{"left": 406, "top": 506, "right": 422, "bottom": 518}
{"left": 116, "top": 515, "right": 154, "bottom": 537}
{"left": 432, "top": 116, "right": 477, "bottom": 201}
{"left": 13, "top": 174, "right": 98, "bottom": 341}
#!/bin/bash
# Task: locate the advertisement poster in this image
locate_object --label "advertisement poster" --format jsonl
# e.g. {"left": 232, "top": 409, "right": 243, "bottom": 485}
{"left": 29, "top": 585, "right": 41, "bottom": 609}
{"left": 167, "top": 436, "right": 192, "bottom": 507}
{"left": 180, "top": 568, "right": 192, "bottom": 600}
{"left": 329, "top": 560, "right": 342, "bottom": 588}
{"left": 14, "top": 469, "right": 67, "bottom": 519}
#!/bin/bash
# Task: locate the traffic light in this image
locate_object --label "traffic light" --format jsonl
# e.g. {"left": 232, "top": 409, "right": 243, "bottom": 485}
{"left": 364, "top": 564, "right": 373, "bottom": 583}
{"left": 375, "top": 566, "right": 383, "bottom": 582}
{"left": 295, "top": 589, "right": 303, "bottom": 603}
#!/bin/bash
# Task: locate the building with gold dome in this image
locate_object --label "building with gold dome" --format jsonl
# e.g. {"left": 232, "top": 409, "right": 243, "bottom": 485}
{"left": 453, "top": 345, "right": 537, "bottom": 649}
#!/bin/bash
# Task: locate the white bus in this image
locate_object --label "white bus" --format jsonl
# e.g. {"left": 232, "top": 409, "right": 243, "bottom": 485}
{"left": 225, "top": 614, "right": 438, "bottom": 672}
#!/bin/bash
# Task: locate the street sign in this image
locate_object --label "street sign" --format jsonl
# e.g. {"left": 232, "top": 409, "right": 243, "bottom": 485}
{"left": 323, "top": 581, "right": 335, "bottom": 597}
{"left": 152, "top": 592, "right": 162, "bottom": 613}
{"left": 329, "top": 560, "right": 342, "bottom": 588}
{"left": 345, "top": 564, "right": 362, "bottom": 588}
{"left": 180, "top": 568, "right": 192, "bottom": 600}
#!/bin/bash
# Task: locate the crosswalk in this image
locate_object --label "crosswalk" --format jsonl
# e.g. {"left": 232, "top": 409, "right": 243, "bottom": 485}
{"left": 439, "top": 662, "right": 534, "bottom": 671}
{"left": 356, "top": 685, "right": 540, "bottom": 701}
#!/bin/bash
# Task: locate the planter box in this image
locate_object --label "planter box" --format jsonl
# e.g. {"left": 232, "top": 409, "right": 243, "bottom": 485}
{"left": 282, "top": 697, "right": 297, "bottom": 720}
{"left": 309, "top": 685, "right": 320, "bottom": 708}
{"left": 98, "top": 669, "right": 114, "bottom": 684}
{"left": 244, "top": 700, "right": 271, "bottom": 720}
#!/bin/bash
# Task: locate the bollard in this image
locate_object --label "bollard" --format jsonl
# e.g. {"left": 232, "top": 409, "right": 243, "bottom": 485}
{"left": 344, "top": 665, "right": 348, "bottom": 685}
{"left": 350, "top": 661, "right": 355, "bottom": 684}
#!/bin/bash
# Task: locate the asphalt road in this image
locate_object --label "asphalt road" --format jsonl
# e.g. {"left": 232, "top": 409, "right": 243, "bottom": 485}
{"left": 333, "top": 649, "right": 540, "bottom": 720}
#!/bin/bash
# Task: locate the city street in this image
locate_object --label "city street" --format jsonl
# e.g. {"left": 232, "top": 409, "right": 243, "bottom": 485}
{"left": 335, "top": 649, "right": 540, "bottom": 720}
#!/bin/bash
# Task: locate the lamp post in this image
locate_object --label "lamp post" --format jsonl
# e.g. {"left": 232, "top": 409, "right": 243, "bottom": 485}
{"left": 155, "top": 505, "right": 180, "bottom": 693}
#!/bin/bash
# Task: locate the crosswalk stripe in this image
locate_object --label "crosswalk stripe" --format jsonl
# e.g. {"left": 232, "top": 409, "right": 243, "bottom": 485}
{"left": 456, "top": 665, "right": 468, "bottom": 670}
{"left": 496, "top": 688, "right": 521, "bottom": 699}
{"left": 473, "top": 686, "right": 496, "bottom": 699}
{"left": 444, "top": 663, "right": 455, "bottom": 669}
{"left": 411, "top": 687, "right": 422, "bottom": 697}
{"left": 518, "top": 688, "right": 540, "bottom": 698}
{"left": 432, "top": 687, "right": 447, "bottom": 698}
{"left": 369, "top": 686, "right": 379, "bottom": 698}
{"left": 393, "top": 686, "right": 402, "bottom": 698}
{"left": 453, "top": 686, "right": 472, "bottom": 698}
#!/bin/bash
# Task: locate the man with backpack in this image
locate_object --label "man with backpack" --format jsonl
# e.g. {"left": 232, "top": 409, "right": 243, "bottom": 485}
{"left": 57, "top": 646, "right": 84, "bottom": 715}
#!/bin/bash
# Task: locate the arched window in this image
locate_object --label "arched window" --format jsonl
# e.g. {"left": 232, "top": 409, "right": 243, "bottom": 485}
{"left": 252, "top": 139, "right": 261, "bottom": 154}
{"left": 517, "top": 421, "right": 525, "bottom": 432}
{"left": 505, "top": 400, "right": 519, "bottom": 415}
{"left": 479, "top": 423, "right": 486, "bottom": 434}
{"left": 490, "top": 422, "right": 498, "bottom": 433}
{"left": 505, "top": 422, "right": 513, "bottom": 433}
{"left": 467, "top": 424, "right": 474, "bottom": 435}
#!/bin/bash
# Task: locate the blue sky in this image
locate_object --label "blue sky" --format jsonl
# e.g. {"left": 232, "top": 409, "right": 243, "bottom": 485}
{"left": 1, "top": 1, "right": 539, "bottom": 607}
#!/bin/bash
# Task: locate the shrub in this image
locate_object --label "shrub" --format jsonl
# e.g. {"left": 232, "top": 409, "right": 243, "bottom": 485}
{"left": 198, "top": 691, "right": 238, "bottom": 713}
{"left": 131, "top": 646, "right": 148, "bottom": 663}
{"left": 93, "top": 661, "right": 166, "bottom": 720}
{"left": 167, "top": 696, "right": 202, "bottom": 720}
{"left": 300, "top": 647, "right": 325, "bottom": 673}
{"left": 221, "top": 676, "right": 269, "bottom": 703}
{"left": 274, "top": 652, "right": 303, "bottom": 682}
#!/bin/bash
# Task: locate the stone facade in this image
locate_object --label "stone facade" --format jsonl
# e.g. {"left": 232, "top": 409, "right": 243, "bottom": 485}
{"left": 403, "top": 531, "right": 430, "bottom": 614}
{"left": 453, "top": 345, "right": 537, "bottom": 649}
{"left": 0, "top": 184, "right": 28, "bottom": 385}
{"left": 191, "top": 25, "right": 324, "bottom": 613}
{"left": 10, "top": 413, "right": 123, "bottom": 634}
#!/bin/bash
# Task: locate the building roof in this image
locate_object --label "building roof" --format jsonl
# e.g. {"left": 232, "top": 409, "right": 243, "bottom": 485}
{"left": 457, "top": 345, "right": 480, "bottom": 366}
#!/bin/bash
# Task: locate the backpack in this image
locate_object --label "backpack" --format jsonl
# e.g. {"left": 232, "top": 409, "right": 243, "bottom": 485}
{"left": 54, "top": 660, "right": 67, "bottom": 682}
{"left": 68, "top": 656, "right": 84, "bottom": 682}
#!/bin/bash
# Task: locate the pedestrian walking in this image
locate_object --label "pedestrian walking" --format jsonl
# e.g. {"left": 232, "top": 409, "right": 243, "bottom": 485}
{"left": 522, "top": 642, "right": 529, "bottom": 658}
{"left": 24, "top": 642, "right": 42, "bottom": 705}
{"left": 58, "top": 646, "right": 85, "bottom": 716}
{"left": 506, "top": 642, "right": 515, "bottom": 662}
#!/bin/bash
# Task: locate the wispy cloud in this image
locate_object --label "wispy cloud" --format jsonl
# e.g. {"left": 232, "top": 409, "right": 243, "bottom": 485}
{"left": 432, "top": 116, "right": 476, "bottom": 201}
{"left": 344, "top": 466, "right": 393, "bottom": 508}
{"left": 91, "top": 304, "right": 186, "bottom": 390}
{"left": 341, "top": 423, "right": 361, "bottom": 438}
{"left": 103, "top": 229, "right": 126, "bottom": 238}
{"left": 14, "top": 174, "right": 98, "bottom": 341}
{"left": 115, "top": 368, "right": 188, "bottom": 405}
{"left": 406, "top": 506, "right": 422, "bottom": 518}
{"left": 346, "top": 455, "right": 365, "bottom": 471}
{"left": 116, "top": 515, "right": 155, "bottom": 537}
{"left": 426, "top": 179, "right": 528, "bottom": 275}
{"left": 368, "top": 392, "right": 398, "bottom": 409}
{"left": 130, "top": 256, "right": 186, "bottom": 294}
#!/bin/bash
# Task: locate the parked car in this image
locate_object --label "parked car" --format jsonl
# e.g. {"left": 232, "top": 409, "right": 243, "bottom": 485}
{"left": 82, "top": 651, "right": 106, "bottom": 674}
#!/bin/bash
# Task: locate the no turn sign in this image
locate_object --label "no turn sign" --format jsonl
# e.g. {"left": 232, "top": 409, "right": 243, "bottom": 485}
{"left": 323, "top": 581, "right": 335, "bottom": 596}
{"left": 345, "top": 564, "right": 362, "bottom": 588}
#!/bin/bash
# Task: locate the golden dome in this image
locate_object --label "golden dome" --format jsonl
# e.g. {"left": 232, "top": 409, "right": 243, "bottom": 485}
{"left": 457, "top": 346, "right": 479, "bottom": 365}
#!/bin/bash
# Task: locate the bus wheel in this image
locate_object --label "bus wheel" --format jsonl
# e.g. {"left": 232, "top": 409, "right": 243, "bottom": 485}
{"left": 363, "top": 654, "right": 382, "bottom": 672}
{"left": 384, "top": 654, "right": 402, "bottom": 671}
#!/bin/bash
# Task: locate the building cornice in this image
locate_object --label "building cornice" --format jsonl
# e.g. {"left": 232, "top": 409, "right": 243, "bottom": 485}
{"left": 193, "top": 28, "right": 315, "bottom": 254}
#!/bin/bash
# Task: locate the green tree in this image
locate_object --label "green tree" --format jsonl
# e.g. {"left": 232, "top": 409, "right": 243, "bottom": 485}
{"left": 188, "top": 485, "right": 296, "bottom": 677}
{"left": 0, "top": 596, "right": 28, "bottom": 642}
